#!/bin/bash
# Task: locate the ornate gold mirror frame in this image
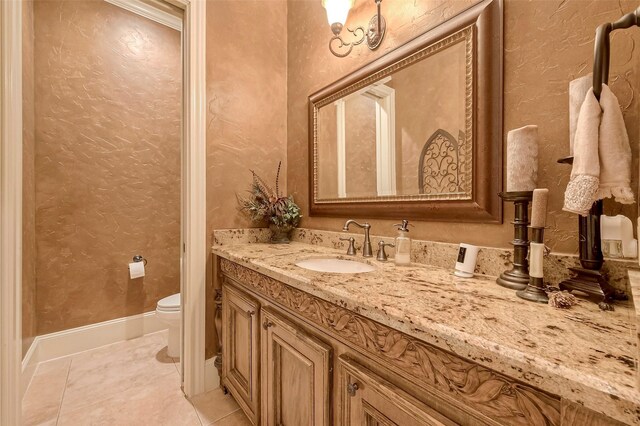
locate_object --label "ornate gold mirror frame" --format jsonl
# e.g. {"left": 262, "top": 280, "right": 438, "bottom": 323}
{"left": 308, "top": 0, "right": 503, "bottom": 223}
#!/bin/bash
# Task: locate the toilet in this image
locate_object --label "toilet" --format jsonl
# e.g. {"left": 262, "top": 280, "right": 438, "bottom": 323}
{"left": 156, "top": 293, "right": 181, "bottom": 358}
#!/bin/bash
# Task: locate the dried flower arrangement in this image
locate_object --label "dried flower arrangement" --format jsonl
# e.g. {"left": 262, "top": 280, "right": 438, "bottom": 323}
{"left": 238, "top": 161, "right": 301, "bottom": 243}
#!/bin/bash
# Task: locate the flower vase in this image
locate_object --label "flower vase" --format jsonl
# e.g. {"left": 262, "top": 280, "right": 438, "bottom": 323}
{"left": 269, "top": 224, "right": 294, "bottom": 244}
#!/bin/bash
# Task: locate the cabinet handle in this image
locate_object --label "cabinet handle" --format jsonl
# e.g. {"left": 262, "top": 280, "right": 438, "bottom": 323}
{"left": 347, "top": 382, "right": 359, "bottom": 397}
{"left": 262, "top": 320, "right": 274, "bottom": 330}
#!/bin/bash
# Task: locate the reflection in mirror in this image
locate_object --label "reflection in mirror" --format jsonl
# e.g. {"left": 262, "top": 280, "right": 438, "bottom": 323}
{"left": 309, "top": 0, "right": 502, "bottom": 222}
{"left": 315, "top": 28, "right": 471, "bottom": 202}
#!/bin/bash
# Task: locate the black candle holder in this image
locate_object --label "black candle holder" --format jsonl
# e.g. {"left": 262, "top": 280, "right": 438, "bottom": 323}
{"left": 517, "top": 227, "right": 549, "bottom": 303}
{"left": 497, "top": 191, "right": 533, "bottom": 290}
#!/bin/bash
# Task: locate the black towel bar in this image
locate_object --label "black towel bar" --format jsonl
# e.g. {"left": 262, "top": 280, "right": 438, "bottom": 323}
{"left": 556, "top": 6, "right": 639, "bottom": 310}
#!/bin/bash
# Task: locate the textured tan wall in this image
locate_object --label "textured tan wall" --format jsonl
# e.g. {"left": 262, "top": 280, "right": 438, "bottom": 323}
{"left": 313, "top": 95, "right": 380, "bottom": 200}
{"left": 316, "top": 98, "right": 379, "bottom": 199}
{"left": 316, "top": 42, "right": 465, "bottom": 199}
{"left": 22, "top": 0, "right": 37, "bottom": 357}
{"left": 287, "top": 0, "right": 640, "bottom": 254}
{"left": 205, "top": 0, "right": 288, "bottom": 357}
{"left": 389, "top": 42, "right": 466, "bottom": 195}
{"left": 344, "top": 96, "right": 377, "bottom": 197}
{"left": 34, "top": 1, "right": 182, "bottom": 334}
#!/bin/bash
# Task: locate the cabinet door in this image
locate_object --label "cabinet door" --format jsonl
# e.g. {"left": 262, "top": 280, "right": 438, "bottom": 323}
{"left": 261, "top": 308, "right": 332, "bottom": 426}
{"left": 222, "top": 283, "right": 260, "bottom": 425}
{"left": 337, "top": 356, "right": 456, "bottom": 426}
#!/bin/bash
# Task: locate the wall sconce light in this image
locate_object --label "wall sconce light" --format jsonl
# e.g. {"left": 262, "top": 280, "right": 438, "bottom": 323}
{"left": 322, "top": 0, "right": 386, "bottom": 58}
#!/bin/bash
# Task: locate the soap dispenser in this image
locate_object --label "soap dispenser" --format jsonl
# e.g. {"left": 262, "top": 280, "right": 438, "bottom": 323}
{"left": 393, "top": 220, "right": 412, "bottom": 265}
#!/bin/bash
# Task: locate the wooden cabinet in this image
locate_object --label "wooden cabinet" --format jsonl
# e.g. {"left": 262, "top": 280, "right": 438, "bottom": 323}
{"left": 560, "top": 401, "right": 626, "bottom": 426}
{"left": 261, "top": 308, "right": 332, "bottom": 426}
{"left": 222, "top": 282, "right": 332, "bottom": 426}
{"left": 337, "top": 356, "right": 455, "bottom": 426}
{"left": 222, "top": 283, "right": 260, "bottom": 425}
{"left": 218, "top": 259, "right": 623, "bottom": 426}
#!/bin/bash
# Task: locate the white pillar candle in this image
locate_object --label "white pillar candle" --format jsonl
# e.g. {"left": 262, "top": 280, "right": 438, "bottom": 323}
{"left": 506, "top": 125, "right": 539, "bottom": 192}
{"left": 529, "top": 242, "right": 545, "bottom": 278}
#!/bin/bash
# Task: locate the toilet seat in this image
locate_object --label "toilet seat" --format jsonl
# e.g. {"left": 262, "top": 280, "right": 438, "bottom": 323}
{"left": 157, "top": 293, "right": 180, "bottom": 312}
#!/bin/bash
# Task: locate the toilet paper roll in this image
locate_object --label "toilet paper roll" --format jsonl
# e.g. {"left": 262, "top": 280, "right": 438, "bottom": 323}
{"left": 129, "top": 262, "right": 145, "bottom": 279}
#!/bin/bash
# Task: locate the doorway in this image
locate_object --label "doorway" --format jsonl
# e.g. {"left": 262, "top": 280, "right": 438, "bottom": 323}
{"left": 0, "top": 0, "right": 206, "bottom": 423}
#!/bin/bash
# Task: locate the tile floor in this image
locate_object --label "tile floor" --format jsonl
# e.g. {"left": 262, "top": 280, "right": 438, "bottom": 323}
{"left": 22, "top": 330, "right": 250, "bottom": 426}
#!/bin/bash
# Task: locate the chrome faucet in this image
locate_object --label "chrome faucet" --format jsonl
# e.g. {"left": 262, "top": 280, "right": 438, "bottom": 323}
{"left": 342, "top": 220, "right": 373, "bottom": 257}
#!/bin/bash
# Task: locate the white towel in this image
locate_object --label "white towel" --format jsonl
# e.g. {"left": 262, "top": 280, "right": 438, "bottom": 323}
{"left": 569, "top": 74, "right": 592, "bottom": 155}
{"left": 564, "top": 84, "right": 634, "bottom": 216}
{"left": 597, "top": 85, "right": 634, "bottom": 203}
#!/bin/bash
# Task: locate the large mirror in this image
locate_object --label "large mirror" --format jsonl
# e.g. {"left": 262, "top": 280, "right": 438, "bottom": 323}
{"left": 309, "top": 0, "right": 503, "bottom": 222}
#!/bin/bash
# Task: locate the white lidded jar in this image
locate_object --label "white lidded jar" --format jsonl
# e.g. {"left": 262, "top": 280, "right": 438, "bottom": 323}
{"left": 393, "top": 220, "right": 412, "bottom": 265}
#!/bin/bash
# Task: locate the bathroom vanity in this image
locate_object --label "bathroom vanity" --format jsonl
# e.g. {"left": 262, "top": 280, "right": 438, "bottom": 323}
{"left": 213, "top": 239, "right": 637, "bottom": 426}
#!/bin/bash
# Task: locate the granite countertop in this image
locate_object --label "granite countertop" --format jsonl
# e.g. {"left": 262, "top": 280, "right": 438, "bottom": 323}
{"left": 213, "top": 242, "right": 639, "bottom": 424}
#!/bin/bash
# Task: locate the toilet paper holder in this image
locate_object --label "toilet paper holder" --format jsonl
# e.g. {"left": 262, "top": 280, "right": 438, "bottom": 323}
{"left": 132, "top": 255, "right": 148, "bottom": 266}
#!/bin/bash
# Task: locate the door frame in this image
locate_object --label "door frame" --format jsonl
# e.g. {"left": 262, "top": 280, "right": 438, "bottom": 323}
{"left": 0, "top": 0, "right": 24, "bottom": 424}
{"left": 175, "top": 0, "right": 207, "bottom": 398}
{"left": 0, "top": 1, "right": 207, "bottom": 421}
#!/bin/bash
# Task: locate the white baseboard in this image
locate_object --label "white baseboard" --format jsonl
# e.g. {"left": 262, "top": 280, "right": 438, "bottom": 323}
{"left": 204, "top": 357, "right": 220, "bottom": 392}
{"left": 22, "top": 311, "right": 167, "bottom": 396}
{"left": 35, "top": 311, "right": 166, "bottom": 361}
{"left": 21, "top": 341, "right": 39, "bottom": 398}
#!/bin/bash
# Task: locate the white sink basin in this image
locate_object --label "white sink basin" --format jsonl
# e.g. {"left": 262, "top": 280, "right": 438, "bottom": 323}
{"left": 295, "top": 258, "right": 376, "bottom": 274}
